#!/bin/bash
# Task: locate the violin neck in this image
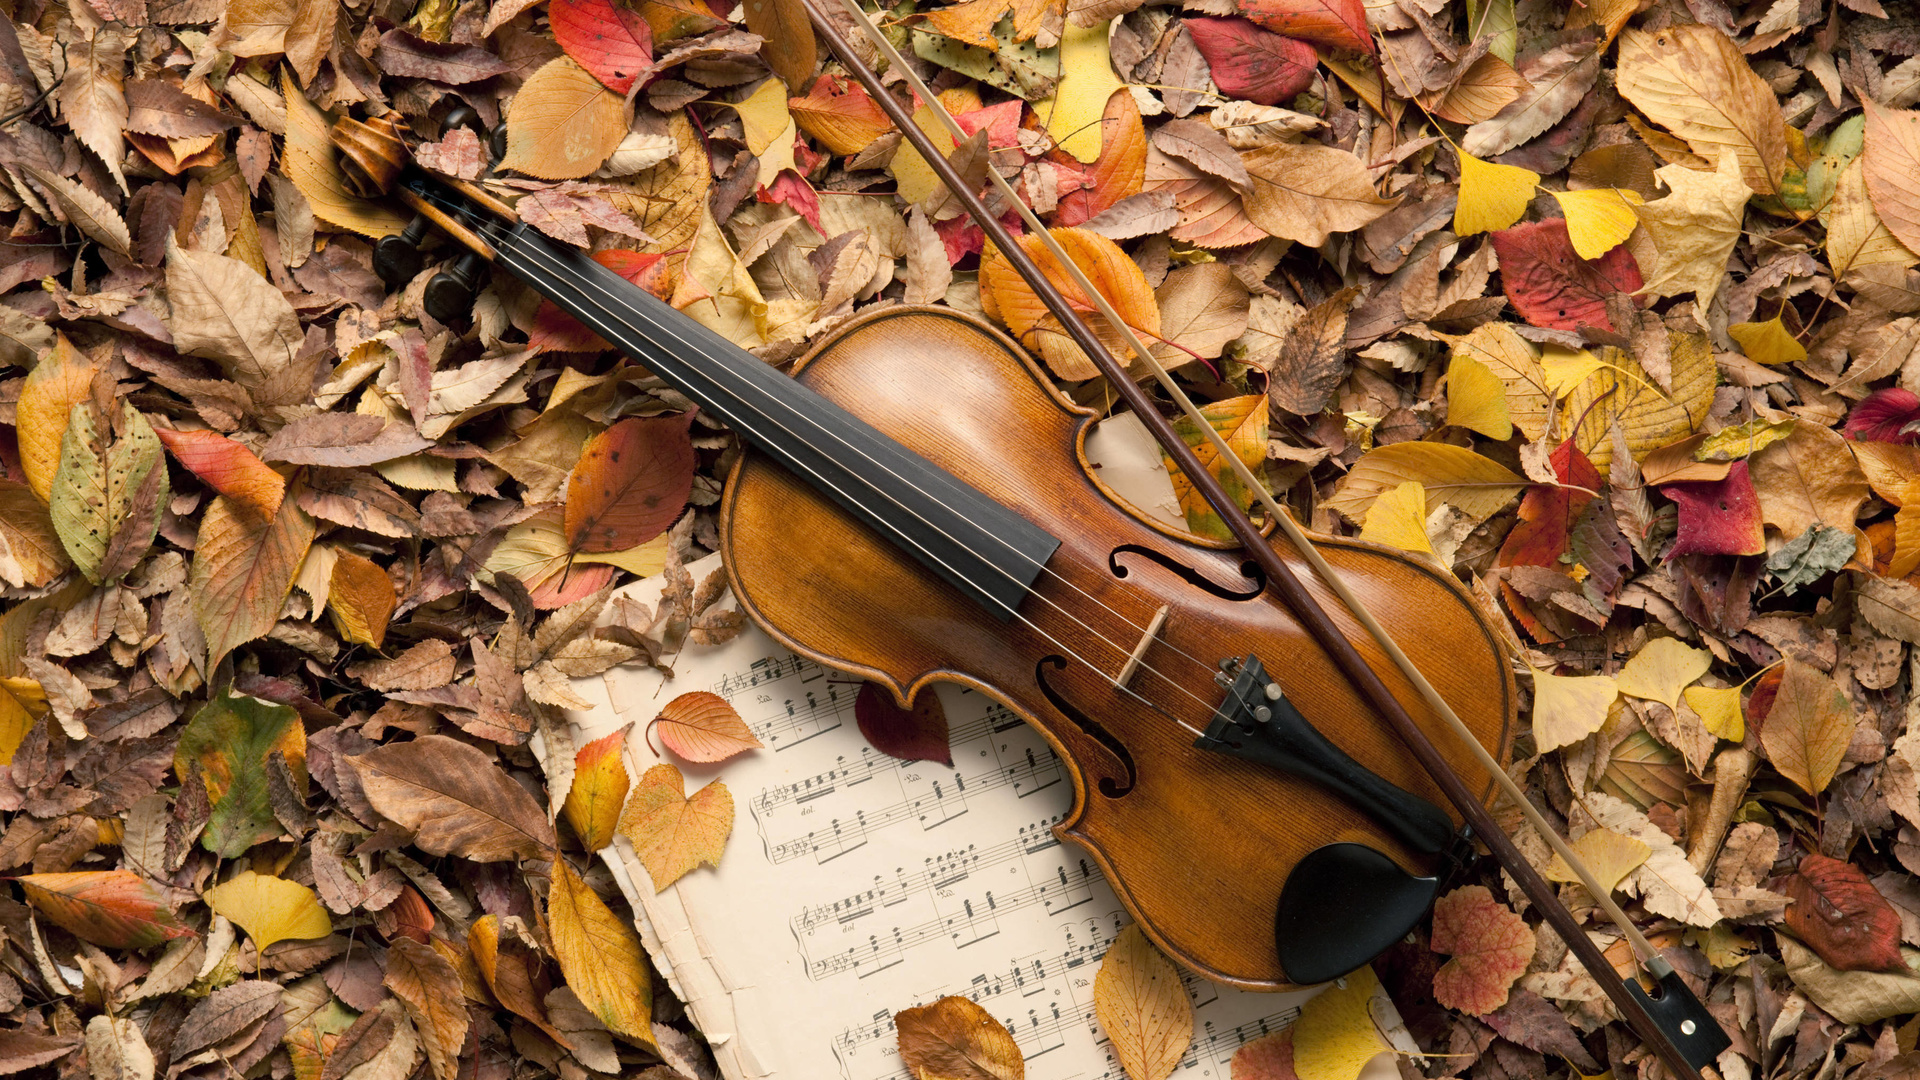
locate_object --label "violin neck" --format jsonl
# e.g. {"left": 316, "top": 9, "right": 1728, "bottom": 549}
{"left": 484, "top": 214, "right": 1060, "bottom": 619}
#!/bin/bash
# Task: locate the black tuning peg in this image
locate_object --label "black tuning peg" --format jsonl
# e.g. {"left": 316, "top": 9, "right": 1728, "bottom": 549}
{"left": 373, "top": 213, "right": 431, "bottom": 289}
{"left": 440, "top": 105, "right": 507, "bottom": 169}
{"left": 424, "top": 251, "right": 489, "bottom": 328}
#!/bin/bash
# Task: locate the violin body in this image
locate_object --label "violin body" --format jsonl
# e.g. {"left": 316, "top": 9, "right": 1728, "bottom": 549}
{"left": 721, "top": 307, "right": 1516, "bottom": 990}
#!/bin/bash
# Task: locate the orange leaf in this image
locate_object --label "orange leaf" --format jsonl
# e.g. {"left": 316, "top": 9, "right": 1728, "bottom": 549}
{"left": 470, "top": 913, "right": 576, "bottom": 1047}
{"left": 18, "top": 870, "right": 194, "bottom": 949}
{"left": 499, "top": 57, "right": 627, "bottom": 180}
{"left": 790, "top": 74, "right": 894, "bottom": 156}
{"left": 564, "top": 723, "right": 632, "bottom": 850}
{"left": 1231, "top": 1028, "right": 1298, "bottom": 1080}
{"left": 17, "top": 333, "right": 96, "bottom": 504}
{"left": 155, "top": 429, "right": 286, "bottom": 520}
{"left": 1429, "top": 884, "right": 1535, "bottom": 1015}
{"left": 980, "top": 226, "right": 1160, "bottom": 381}
{"left": 894, "top": 995, "right": 1024, "bottom": 1080}
{"left": 617, "top": 763, "right": 733, "bottom": 890}
{"left": 327, "top": 549, "right": 396, "bottom": 649}
{"left": 191, "top": 492, "right": 316, "bottom": 671}
{"left": 563, "top": 414, "right": 697, "bottom": 554}
{"left": 1783, "top": 853, "right": 1906, "bottom": 973}
{"left": 548, "top": 858, "right": 656, "bottom": 1044}
{"left": 651, "top": 691, "right": 762, "bottom": 763}
{"left": 1053, "top": 90, "right": 1146, "bottom": 227}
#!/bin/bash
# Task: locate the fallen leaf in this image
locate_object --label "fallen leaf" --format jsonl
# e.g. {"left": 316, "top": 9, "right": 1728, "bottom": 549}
{"left": 1529, "top": 669, "right": 1617, "bottom": 753}
{"left": 1266, "top": 286, "right": 1356, "bottom": 416}
{"left": 1094, "top": 924, "right": 1194, "bottom": 1080}
{"left": 1785, "top": 854, "right": 1907, "bottom": 973}
{"left": 155, "top": 429, "right": 285, "bottom": 520}
{"left": 501, "top": 57, "right": 628, "bottom": 179}
{"left": 1615, "top": 24, "right": 1787, "bottom": 195}
{"left": 1565, "top": 332, "right": 1714, "bottom": 477}
{"left": 1055, "top": 90, "right": 1149, "bottom": 227}
{"left": 790, "top": 74, "right": 893, "bottom": 156}
{"left": 1662, "top": 460, "right": 1767, "bottom": 557}
{"left": 549, "top": 858, "right": 655, "bottom": 1043}
{"left": 470, "top": 914, "right": 575, "bottom": 1047}
{"left": 1614, "top": 637, "right": 1711, "bottom": 714}
{"left": 1185, "top": 17, "right": 1317, "bottom": 107}
{"left": 1544, "top": 828, "right": 1651, "bottom": 894}
{"left": 1360, "top": 480, "right": 1433, "bottom": 556}
{"left": 1446, "top": 354, "right": 1513, "bottom": 440}
{"left": 552, "top": 0, "right": 654, "bottom": 93}
{"left": 895, "top": 995, "right": 1025, "bottom": 1080}
{"left": 1443, "top": 323, "right": 1550, "bottom": 440}
{"left": 191, "top": 494, "right": 315, "bottom": 670}
{"left": 1230, "top": 1028, "right": 1296, "bottom": 1080}
{"left": 1241, "top": 142, "right": 1397, "bottom": 246}
{"left": 1326, "top": 442, "right": 1524, "bottom": 526}
{"left": 165, "top": 239, "right": 305, "bottom": 401}
{"left": 1862, "top": 99, "right": 1920, "bottom": 257}
{"left": 206, "top": 870, "right": 332, "bottom": 951}
{"left": 854, "top": 682, "right": 953, "bottom": 765}
{"left": 1430, "top": 884, "right": 1535, "bottom": 1015}
{"left": 1748, "top": 422, "right": 1870, "bottom": 543}
{"left": 617, "top": 762, "right": 733, "bottom": 889}
{"left": 564, "top": 414, "right": 696, "bottom": 554}
{"left": 1684, "top": 683, "right": 1745, "bottom": 742}
{"left": 1290, "top": 964, "right": 1393, "bottom": 1080}
{"left": 980, "top": 227, "right": 1161, "bottom": 380}
{"left": 174, "top": 689, "right": 306, "bottom": 857}
{"left": 1633, "top": 155, "right": 1752, "bottom": 309}
{"left": 1582, "top": 790, "right": 1723, "bottom": 926}
{"left": 740, "top": 0, "right": 814, "bottom": 93}
{"left": 1759, "top": 658, "right": 1853, "bottom": 797}
{"left": 1497, "top": 439, "right": 1598, "bottom": 568}
{"left": 651, "top": 691, "right": 763, "bottom": 763}
{"left": 385, "top": 936, "right": 470, "bottom": 1080}
{"left": 1038, "top": 19, "right": 1127, "bottom": 163}
{"left": 1491, "top": 218, "right": 1643, "bottom": 333}
{"left": 348, "top": 734, "right": 558, "bottom": 861}
{"left": 1163, "top": 394, "right": 1267, "bottom": 540}
{"left": 49, "top": 400, "right": 168, "bottom": 585}
{"left": 17, "top": 335, "right": 97, "bottom": 505}
{"left": 327, "top": 549, "right": 395, "bottom": 649}
{"left": 1549, "top": 187, "right": 1643, "bottom": 259}
{"left": 1238, "top": 0, "right": 1369, "bottom": 54}
{"left": 1453, "top": 150, "right": 1538, "bottom": 237}
{"left": 564, "top": 724, "right": 632, "bottom": 851}
{"left": 17, "top": 870, "right": 193, "bottom": 949}
{"left": 1728, "top": 314, "right": 1808, "bottom": 366}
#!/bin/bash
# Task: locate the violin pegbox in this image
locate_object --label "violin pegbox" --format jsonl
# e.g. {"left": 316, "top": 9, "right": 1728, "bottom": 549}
{"left": 328, "top": 110, "right": 409, "bottom": 198}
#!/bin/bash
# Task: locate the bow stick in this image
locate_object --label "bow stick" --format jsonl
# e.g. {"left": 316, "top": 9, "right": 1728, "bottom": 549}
{"left": 796, "top": 3, "right": 1725, "bottom": 1074}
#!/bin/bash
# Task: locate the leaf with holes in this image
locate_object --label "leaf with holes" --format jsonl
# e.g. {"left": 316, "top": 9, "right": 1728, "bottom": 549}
{"left": 18, "top": 871, "right": 193, "bottom": 949}
{"left": 48, "top": 400, "right": 167, "bottom": 585}
{"left": 1163, "top": 395, "right": 1267, "bottom": 542}
{"left": 1491, "top": 218, "right": 1643, "bottom": 332}
{"left": 552, "top": 0, "right": 654, "bottom": 94}
{"left": 1094, "top": 924, "right": 1193, "bottom": 1080}
{"left": 564, "top": 414, "right": 696, "bottom": 554}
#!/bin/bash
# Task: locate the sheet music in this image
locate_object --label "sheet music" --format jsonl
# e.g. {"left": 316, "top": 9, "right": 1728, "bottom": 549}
{"left": 553, "top": 417, "right": 1411, "bottom": 1080}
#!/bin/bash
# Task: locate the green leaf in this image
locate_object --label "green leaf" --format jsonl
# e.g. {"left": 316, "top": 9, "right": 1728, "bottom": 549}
{"left": 48, "top": 401, "right": 167, "bottom": 584}
{"left": 174, "top": 689, "right": 308, "bottom": 858}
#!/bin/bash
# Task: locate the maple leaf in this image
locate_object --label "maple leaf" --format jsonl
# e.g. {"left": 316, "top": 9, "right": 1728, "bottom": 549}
{"left": 1429, "top": 885, "right": 1535, "bottom": 1015}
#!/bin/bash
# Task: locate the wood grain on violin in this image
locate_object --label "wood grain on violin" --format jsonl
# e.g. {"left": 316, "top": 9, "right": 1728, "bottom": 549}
{"left": 722, "top": 306, "right": 1517, "bottom": 990}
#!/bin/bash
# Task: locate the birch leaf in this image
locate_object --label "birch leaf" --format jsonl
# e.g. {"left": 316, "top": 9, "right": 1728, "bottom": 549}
{"left": 1093, "top": 925, "right": 1193, "bottom": 1080}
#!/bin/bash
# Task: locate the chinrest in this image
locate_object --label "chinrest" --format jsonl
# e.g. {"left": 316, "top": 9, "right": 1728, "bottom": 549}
{"left": 1276, "top": 842, "right": 1445, "bottom": 984}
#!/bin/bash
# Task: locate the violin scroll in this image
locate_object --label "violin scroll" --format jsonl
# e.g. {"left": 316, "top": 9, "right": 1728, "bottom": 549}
{"left": 329, "top": 110, "right": 409, "bottom": 197}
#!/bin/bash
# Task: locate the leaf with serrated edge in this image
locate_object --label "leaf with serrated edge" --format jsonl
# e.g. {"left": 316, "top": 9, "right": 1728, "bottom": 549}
{"left": 1430, "top": 885, "right": 1534, "bottom": 1015}
{"left": 17, "top": 334, "right": 97, "bottom": 504}
{"left": 49, "top": 401, "right": 166, "bottom": 585}
{"left": 652, "top": 691, "right": 763, "bottom": 764}
{"left": 385, "top": 937, "right": 470, "bottom": 1080}
{"left": 165, "top": 239, "right": 303, "bottom": 394}
{"left": 348, "top": 734, "right": 558, "bottom": 861}
{"left": 1615, "top": 25, "right": 1787, "bottom": 195}
{"left": 156, "top": 429, "right": 286, "bottom": 519}
{"left": 1094, "top": 924, "right": 1193, "bottom": 1080}
{"left": 895, "top": 995, "right": 1025, "bottom": 1080}
{"left": 25, "top": 167, "right": 130, "bottom": 253}
{"left": 549, "top": 859, "right": 655, "bottom": 1045}
{"left": 190, "top": 493, "right": 314, "bottom": 670}
{"left": 502, "top": 57, "right": 628, "bottom": 180}
{"left": 617, "top": 762, "right": 733, "bottom": 890}
{"left": 18, "top": 870, "right": 193, "bottom": 949}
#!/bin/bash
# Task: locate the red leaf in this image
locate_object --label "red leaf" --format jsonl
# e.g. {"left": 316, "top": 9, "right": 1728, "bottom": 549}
{"left": 651, "top": 690, "right": 763, "bottom": 763}
{"left": 1229, "top": 1027, "right": 1298, "bottom": 1079}
{"left": 1490, "top": 218, "right": 1643, "bottom": 333}
{"left": 1783, "top": 853, "right": 1906, "bottom": 972}
{"left": 953, "top": 99, "right": 1024, "bottom": 150}
{"left": 17, "top": 870, "right": 195, "bottom": 949}
{"left": 532, "top": 562, "right": 616, "bottom": 609}
{"left": 1429, "top": 884, "right": 1534, "bottom": 1015}
{"left": 1661, "top": 460, "right": 1767, "bottom": 558}
{"left": 563, "top": 413, "right": 697, "bottom": 553}
{"left": 529, "top": 250, "right": 672, "bottom": 353}
{"left": 1844, "top": 388, "right": 1920, "bottom": 443}
{"left": 855, "top": 682, "right": 953, "bottom": 766}
{"left": 1185, "top": 17, "right": 1318, "bottom": 107}
{"left": 1496, "top": 439, "right": 1598, "bottom": 568}
{"left": 1052, "top": 91, "right": 1146, "bottom": 227}
{"left": 156, "top": 428, "right": 287, "bottom": 520}
{"left": 757, "top": 171, "right": 822, "bottom": 232}
{"left": 1236, "top": 0, "right": 1370, "bottom": 54}
{"left": 552, "top": 0, "right": 654, "bottom": 94}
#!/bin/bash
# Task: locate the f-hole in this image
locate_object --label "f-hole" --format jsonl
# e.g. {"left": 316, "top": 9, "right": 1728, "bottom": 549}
{"left": 1035, "top": 657, "right": 1137, "bottom": 798}
{"left": 1110, "top": 545, "right": 1265, "bottom": 601}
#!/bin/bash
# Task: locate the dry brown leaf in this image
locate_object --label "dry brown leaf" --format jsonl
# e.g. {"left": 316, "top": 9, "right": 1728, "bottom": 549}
{"left": 348, "top": 735, "right": 558, "bottom": 862}
{"left": 1760, "top": 658, "right": 1853, "bottom": 797}
{"left": 384, "top": 937, "right": 470, "bottom": 1080}
{"left": 1240, "top": 142, "right": 1397, "bottom": 246}
{"left": 1615, "top": 25, "right": 1787, "bottom": 196}
{"left": 895, "top": 995, "right": 1025, "bottom": 1080}
{"left": 501, "top": 57, "right": 628, "bottom": 180}
{"left": 1093, "top": 925, "right": 1193, "bottom": 1080}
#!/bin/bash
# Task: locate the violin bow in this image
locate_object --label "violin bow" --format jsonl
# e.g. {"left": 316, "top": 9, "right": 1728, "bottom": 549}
{"left": 795, "top": 2, "right": 1722, "bottom": 1075}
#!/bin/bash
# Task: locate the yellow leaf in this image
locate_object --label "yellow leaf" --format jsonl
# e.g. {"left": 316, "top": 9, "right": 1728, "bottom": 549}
{"left": 501, "top": 57, "right": 628, "bottom": 180}
{"left": 1291, "top": 964, "right": 1394, "bottom": 1080}
{"left": 17, "top": 334, "right": 96, "bottom": 504}
{"left": 1530, "top": 669, "right": 1618, "bottom": 753}
{"left": 1442, "top": 324, "right": 1549, "bottom": 439}
{"left": 1565, "top": 333, "right": 1716, "bottom": 477}
{"left": 1550, "top": 187, "right": 1644, "bottom": 258}
{"left": 733, "top": 77, "right": 797, "bottom": 188}
{"left": 1615, "top": 25, "right": 1788, "bottom": 195}
{"left": 1727, "top": 315, "right": 1808, "bottom": 366}
{"left": 1760, "top": 658, "right": 1853, "bottom": 797}
{"left": 564, "top": 724, "right": 631, "bottom": 852}
{"left": 1162, "top": 395, "right": 1267, "bottom": 542}
{"left": 887, "top": 104, "right": 958, "bottom": 206}
{"left": 1325, "top": 442, "right": 1525, "bottom": 526}
{"left": 1614, "top": 637, "right": 1711, "bottom": 713}
{"left": 326, "top": 549, "right": 395, "bottom": 649}
{"left": 617, "top": 763, "right": 734, "bottom": 890}
{"left": 1038, "top": 18, "right": 1125, "bottom": 163}
{"left": 574, "top": 532, "right": 671, "bottom": 576}
{"left": 1446, "top": 354, "right": 1514, "bottom": 440}
{"left": 0, "top": 676, "right": 45, "bottom": 766}
{"left": 549, "top": 859, "right": 655, "bottom": 1046}
{"left": 1896, "top": 500, "right": 1920, "bottom": 580}
{"left": 1824, "top": 156, "right": 1918, "bottom": 276}
{"left": 1684, "top": 684, "right": 1744, "bottom": 742}
{"left": 1361, "top": 481, "right": 1433, "bottom": 556}
{"left": 980, "top": 227, "right": 1160, "bottom": 381}
{"left": 675, "top": 208, "right": 768, "bottom": 349}
{"left": 279, "top": 69, "right": 409, "bottom": 238}
{"left": 206, "top": 870, "right": 332, "bottom": 951}
{"left": 1694, "top": 418, "right": 1796, "bottom": 462}
{"left": 1093, "top": 924, "right": 1193, "bottom": 1080}
{"left": 1538, "top": 345, "right": 1605, "bottom": 398}
{"left": 1454, "top": 151, "right": 1538, "bottom": 236}
{"left": 1633, "top": 154, "right": 1752, "bottom": 309}
{"left": 1545, "top": 828, "right": 1651, "bottom": 893}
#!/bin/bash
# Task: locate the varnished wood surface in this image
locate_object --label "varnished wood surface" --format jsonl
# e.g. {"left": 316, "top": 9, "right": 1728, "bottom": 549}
{"left": 719, "top": 307, "right": 1516, "bottom": 991}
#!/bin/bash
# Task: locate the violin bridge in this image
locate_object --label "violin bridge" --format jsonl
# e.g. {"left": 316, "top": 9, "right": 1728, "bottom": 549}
{"left": 1113, "top": 605, "right": 1170, "bottom": 689}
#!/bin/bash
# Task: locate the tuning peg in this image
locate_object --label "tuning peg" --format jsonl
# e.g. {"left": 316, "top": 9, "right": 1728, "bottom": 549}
{"left": 440, "top": 104, "right": 483, "bottom": 136}
{"left": 424, "top": 251, "right": 489, "bottom": 327}
{"left": 331, "top": 110, "right": 410, "bottom": 198}
{"left": 373, "top": 214, "right": 432, "bottom": 289}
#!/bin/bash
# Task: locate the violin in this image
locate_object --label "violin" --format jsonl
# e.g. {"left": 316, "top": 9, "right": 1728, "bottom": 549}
{"left": 330, "top": 5, "right": 1729, "bottom": 1068}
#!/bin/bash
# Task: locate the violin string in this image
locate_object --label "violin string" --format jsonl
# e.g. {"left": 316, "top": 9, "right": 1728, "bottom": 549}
{"left": 464, "top": 210, "right": 1230, "bottom": 739}
{"left": 469, "top": 211, "right": 1249, "bottom": 693}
